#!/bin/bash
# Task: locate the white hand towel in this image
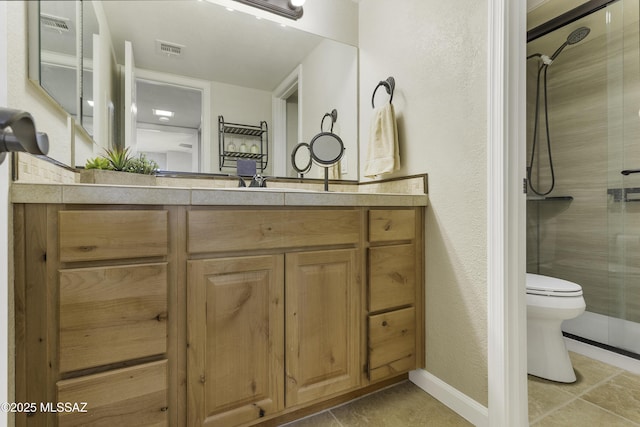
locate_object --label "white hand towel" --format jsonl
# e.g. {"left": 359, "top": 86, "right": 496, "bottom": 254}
{"left": 364, "top": 103, "right": 400, "bottom": 178}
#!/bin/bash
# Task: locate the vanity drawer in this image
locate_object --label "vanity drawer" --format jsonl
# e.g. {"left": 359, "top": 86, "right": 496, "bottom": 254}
{"left": 56, "top": 360, "right": 168, "bottom": 427}
{"left": 368, "top": 210, "right": 415, "bottom": 243}
{"left": 187, "top": 209, "right": 360, "bottom": 253}
{"left": 59, "top": 210, "right": 168, "bottom": 262}
{"left": 368, "top": 307, "right": 416, "bottom": 382}
{"left": 368, "top": 244, "right": 416, "bottom": 312}
{"left": 59, "top": 263, "right": 168, "bottom": 373}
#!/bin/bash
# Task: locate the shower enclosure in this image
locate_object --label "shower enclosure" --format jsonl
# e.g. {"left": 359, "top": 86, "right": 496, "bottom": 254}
{"left": 527, "top": 0, "right": 640, "bottom": 357}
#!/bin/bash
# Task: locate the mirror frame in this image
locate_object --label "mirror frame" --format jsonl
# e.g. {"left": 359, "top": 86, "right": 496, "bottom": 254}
{"left": 291, "top": 142, "right": 311, "bottom": 175}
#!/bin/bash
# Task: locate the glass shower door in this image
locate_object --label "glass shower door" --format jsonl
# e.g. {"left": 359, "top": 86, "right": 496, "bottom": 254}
{"left": 607, "top": 0, "right": 640, "bottom": 356}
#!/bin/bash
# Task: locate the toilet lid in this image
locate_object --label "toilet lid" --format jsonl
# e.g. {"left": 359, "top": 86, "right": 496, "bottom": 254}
{"left": 526, "top": 273, "right": 583, "bottom": 297}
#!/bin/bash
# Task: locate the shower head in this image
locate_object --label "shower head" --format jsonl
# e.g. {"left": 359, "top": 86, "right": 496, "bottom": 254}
{"left": 567, "top": 27, "right": 591, "bottom": 45}
{"left": 549, "top": 26, "right": 591, "bottom": 62}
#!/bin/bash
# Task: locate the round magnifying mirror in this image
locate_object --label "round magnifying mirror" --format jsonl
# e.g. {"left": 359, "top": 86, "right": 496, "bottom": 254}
{"left": 309, "top": 132, "right": 344, "bottom": 166}
{"left": 291, "top": 142, "right": 312, "bottom": 174}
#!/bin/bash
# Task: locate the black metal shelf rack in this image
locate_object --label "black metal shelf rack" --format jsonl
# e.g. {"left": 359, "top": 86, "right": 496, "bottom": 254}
{"left": 218, "top": 115, "right": 268, "bottom": 172}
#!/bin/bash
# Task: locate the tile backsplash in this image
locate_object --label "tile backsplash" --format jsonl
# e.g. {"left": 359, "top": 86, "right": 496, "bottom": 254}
{"left": 15, "top": 153, "right": 78, "bottom": 184}
{"left": 14, "top": 153, "right": 427, "bottom": 195}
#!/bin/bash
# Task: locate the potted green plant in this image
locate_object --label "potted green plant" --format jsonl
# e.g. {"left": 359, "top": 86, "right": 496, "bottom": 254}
{"left": 80, "top": 147, "right": 159, "bottom": 185}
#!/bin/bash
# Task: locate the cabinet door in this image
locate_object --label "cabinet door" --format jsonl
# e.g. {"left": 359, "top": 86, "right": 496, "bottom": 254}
{"left": 285, "top": 249, "right": 360, "bottom": 407}
{"left": 187, "top": 255, "right": 284, "bottom": 427}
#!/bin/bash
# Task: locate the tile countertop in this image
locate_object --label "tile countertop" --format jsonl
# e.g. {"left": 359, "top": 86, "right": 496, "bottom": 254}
{"left": 10, "top": 183, "right": 429, "bottom": 207}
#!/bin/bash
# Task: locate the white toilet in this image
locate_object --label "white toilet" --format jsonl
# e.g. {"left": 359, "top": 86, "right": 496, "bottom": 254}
{"left": 526, "top": 273, "right": 586, "bottom": 383}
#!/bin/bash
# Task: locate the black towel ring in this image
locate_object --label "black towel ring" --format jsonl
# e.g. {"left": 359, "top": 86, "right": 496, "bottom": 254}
{"left": 320, "top": 109, "right": 338, "bottom": 132}
{"left": 371, "top": 76, "right": 395, "bottom": 108}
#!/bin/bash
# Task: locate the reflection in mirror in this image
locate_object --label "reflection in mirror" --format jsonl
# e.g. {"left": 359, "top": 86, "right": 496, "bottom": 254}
{"left": 136, "top": 78, "right": 203, "bottom": 172}
{"left": 100, "top": 0, "right": 357, "bottom": 178}
{"left": 38, "top": 1, "right": 79, "bottom": 119}
{"left": 81, "top": 1, "right": 98, "bottom": 136}
{"left": 286, "top": 90, "right": 299, "bottom": 176}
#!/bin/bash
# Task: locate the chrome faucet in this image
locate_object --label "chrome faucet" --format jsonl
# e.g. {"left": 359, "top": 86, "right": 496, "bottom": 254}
{"left": 249, "top": 174, "right": 267, "bottom": 188}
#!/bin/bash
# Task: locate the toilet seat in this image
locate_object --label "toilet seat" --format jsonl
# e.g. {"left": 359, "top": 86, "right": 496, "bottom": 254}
{"left": 526, "top": 273, "right": 583, "bottom": 297}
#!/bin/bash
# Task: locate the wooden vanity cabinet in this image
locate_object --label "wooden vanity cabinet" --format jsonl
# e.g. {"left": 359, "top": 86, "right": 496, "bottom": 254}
{"left": 15, "top": 204, "right": 423, "bottom": 427}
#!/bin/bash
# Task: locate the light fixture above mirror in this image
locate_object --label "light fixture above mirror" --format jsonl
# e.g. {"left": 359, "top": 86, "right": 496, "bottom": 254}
{"left": 233, "top": 0, "right": 304, "bottom": 20}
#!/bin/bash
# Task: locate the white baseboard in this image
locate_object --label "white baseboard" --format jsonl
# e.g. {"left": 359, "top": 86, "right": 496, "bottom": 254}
{"left": 409, "top": 369, "right": 489, "bottom": 427}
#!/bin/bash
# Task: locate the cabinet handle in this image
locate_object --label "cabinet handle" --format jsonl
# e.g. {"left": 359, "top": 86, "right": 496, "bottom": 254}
{"left": 382, "top": 320, "right": 388, "bottom": 327}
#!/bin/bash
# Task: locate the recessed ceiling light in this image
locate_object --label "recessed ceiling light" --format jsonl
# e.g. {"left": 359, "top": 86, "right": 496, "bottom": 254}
{"left": 158, "top": 117, "right": 170, "bottom": 122}
{"left": 226, "top": 7, "right": 234, "bottom": 12}
{"left": 153, "top": 109, "right": 174, "bottom": 118}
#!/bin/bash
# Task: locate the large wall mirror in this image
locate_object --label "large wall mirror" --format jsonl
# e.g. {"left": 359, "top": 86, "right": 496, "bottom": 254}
{"left": 32, "top": 1, "right": 80, "bottom": 127}
{"left": 30, "top": 0, "right": 359, "bottom": 180}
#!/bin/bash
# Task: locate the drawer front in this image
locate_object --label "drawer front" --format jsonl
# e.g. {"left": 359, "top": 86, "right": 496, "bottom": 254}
{"left": 59, "top": 210, "right": 168, "bottom": 262}
{"left": 188, "top": 209, "right": 360, "bottom": 253}
{"left": 57, "top": 360, "right": 168, "bottom": 427}
{"left": 369, "top": 209, "right": 415, "bottom": 243}
{"left": 369, "top": 244, "right": 416, "bottom": 312}
{"left": 59, "top": 263, "right": 168, "bottom": 373}
{"left": 368, "top": 307, "right": 416, "bottom": 382}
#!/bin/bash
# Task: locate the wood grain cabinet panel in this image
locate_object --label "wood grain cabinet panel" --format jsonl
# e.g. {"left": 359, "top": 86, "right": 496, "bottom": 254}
{"left": 368, "top": 307, "right": 416, "bottom": 382}
{"left": 368, "top": 210, "right": 415, "bottom": 243}
{"left": 187, "top": 255, "right": 284, "bottom": 427}
{"left": 56, "top": 360, "right": 168, "bottom": 427}
{"left": 187, "top": 210, "right": 359, "bottom": 253}
{"left": 369, "top": 244, "right": 416, "bottom": 312}
{"left": 59, "top": 263, "right": 168, "bottom": 373}
{"left": 285, "top": 249, "right": 360, "bottom": 406}
{"left": 59, "top": 210, "right": 168, "bottom": 262}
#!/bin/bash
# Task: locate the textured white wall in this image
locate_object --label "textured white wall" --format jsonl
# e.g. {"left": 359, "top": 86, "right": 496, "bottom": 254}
{"left": 359, "top": 0, "right": 489, "bottom": 405}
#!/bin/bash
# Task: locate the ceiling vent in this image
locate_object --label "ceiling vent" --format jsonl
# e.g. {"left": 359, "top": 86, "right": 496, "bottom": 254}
{"left": 40, "top": 13, "right": 72, "bottom": 33}
{"left": 156, "top": 40, "right": 184, "bottom": 57}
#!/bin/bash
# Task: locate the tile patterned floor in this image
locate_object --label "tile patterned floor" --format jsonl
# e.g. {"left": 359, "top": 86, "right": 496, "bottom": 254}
{"left": 529, "top": 352, "right": 640, "bottom": 426}
{"left": 282, "top": 352, "right": 640, "bottom": 426}
{"left": 281, "top": 381, "right": 471, "bottom": 427}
